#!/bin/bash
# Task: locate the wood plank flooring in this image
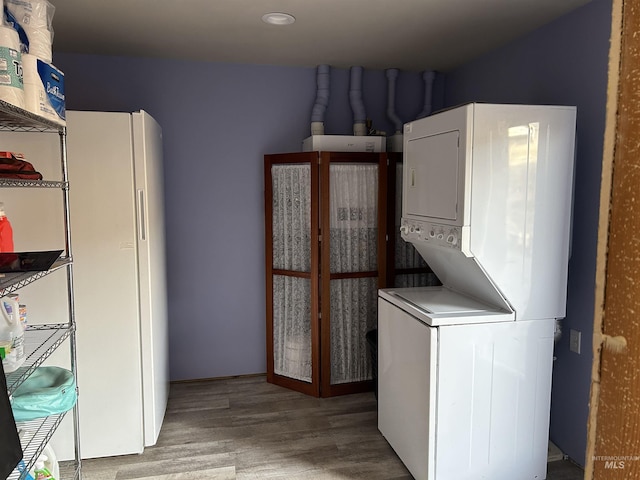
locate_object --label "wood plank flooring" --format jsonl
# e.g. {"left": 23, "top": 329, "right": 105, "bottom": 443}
{"left": 75, "top": 375, "right": 584, "bottom": 480}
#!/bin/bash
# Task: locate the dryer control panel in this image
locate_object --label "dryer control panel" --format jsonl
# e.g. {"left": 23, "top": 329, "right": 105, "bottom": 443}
{"left": 400, "top": 220, "right": 461, "bottom": 250}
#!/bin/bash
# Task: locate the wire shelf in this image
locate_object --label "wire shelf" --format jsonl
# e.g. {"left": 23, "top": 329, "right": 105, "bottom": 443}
{"left": 0, "top": 257, "right": 72, "bottom": 296}
{"left": 0, "top": 99, "right": 65, "bottom": 133}
{"left": 0, "top": 178, "right": 69, "bottom": 189}
{"left": 5, "top": 324, "right": 74, "bottom": 396}
{"left": 9, "top": 412, "right": 69, "bottom": 480}
{"left": 0, "top": 91, "right": 80, "bottom": 480}
{"left": 5, "top": 325, "right": 76, "bottom": 479}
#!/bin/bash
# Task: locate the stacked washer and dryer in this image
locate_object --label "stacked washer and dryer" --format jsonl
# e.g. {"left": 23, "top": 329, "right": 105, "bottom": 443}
{"left": 378, "top": 103, "right": 576, "bottom": 480}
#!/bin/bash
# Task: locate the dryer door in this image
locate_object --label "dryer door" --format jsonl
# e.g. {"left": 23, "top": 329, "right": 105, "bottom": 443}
{"left": 405, "top": 130, "right": 461, "bottom": 223}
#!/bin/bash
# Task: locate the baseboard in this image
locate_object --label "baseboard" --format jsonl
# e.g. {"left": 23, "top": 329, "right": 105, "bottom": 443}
{"left": 170, "top": 372, "right": 267, "bottom": 384}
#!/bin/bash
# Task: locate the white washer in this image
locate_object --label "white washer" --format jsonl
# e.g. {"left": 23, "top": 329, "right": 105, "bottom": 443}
{"left": 378, "top": 104, "right": 577, "bottom": 480}
{"left": 378, "top": 288, "right": 554, "bottom": 480}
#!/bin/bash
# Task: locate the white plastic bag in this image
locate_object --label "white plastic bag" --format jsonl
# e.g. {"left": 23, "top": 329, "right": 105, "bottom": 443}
{"left": 4, "top": 0, "right": 55, "bottom": 62}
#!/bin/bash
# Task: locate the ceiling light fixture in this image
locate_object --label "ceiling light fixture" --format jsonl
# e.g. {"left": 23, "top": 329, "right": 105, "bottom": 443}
{"left": 261, "top": 12, "right": 296, "bottom": 26}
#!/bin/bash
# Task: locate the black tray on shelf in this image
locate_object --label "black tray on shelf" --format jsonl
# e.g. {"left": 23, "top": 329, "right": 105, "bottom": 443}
{"left": 0, "top": 250, "right": 63, "bottom": 273}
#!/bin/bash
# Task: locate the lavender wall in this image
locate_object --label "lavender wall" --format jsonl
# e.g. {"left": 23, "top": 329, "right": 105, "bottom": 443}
{"left": 52, "top": 0, "right": 607, "bottom": 464}
{"left": 444, "top": 0, "right": 611, "bottom": 466}
{"left": 51, "top": 54, "right": 433, "bottom": 380}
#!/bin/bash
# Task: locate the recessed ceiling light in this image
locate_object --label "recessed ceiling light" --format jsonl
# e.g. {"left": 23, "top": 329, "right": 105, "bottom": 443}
{"left": 261, "top": 12, "right": 296, "bottom": 26}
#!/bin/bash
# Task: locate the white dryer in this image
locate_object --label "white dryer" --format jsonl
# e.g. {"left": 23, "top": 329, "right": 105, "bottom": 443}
{"left": 378, "top": 103, "right": 577, "bottom": 480}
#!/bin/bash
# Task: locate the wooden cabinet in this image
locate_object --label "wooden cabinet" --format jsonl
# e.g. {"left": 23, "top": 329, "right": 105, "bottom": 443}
{"left": 264, "top": 150, "right": 436, "bottom": 397}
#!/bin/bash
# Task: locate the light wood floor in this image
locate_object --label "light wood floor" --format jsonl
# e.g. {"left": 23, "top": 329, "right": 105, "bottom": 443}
{"left": 76, "top": 375, "right": 584, "bottom": 480}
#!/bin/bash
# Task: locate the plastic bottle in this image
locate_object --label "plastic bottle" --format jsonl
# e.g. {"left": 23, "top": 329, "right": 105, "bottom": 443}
{"left": 16, "top": 459, "right": 35, "bottom": 480}
{"left": 33, "top": 456, "right": 55, "bottom": 480}
{"left": 0, "top": 202, "right": 14, "bottom": 252}
{"left": 0, "top": 294, "right": 24, "bottom": 372}
{"left": 19, "top": 303, "right": 27, "bottom": 330}
{"left": 17, "top": 430, "right": 57, "bottom": 480}
{"left": 8, "top": 293, "right": 28, "bottom": 330}
{"left": 41, "top": 444, "right": 59, "bottom": 480}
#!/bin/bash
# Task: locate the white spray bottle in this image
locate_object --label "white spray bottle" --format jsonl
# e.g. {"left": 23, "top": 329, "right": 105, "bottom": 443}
{"left": 0, "top": 294, "right": 25, "bottom": 372}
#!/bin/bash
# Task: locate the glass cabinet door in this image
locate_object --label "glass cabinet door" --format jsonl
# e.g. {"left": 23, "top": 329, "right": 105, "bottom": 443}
{"left": 321, "top": 155, "right": 387, "bottom": 396}
{"left": 265, "top": 155, "right": 320, "bottom": 396}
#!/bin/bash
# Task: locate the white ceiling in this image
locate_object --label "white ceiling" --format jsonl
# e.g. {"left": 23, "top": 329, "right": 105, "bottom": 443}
{"left": 50, "top": 0, "right": 593, "bottom": 72}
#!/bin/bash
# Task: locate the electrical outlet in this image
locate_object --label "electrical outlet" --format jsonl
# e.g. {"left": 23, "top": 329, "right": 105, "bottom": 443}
{"left": 569, "top": 329, "right": 581, "bottom": 354}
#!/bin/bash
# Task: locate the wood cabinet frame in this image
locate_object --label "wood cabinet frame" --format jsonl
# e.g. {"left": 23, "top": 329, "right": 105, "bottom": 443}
{"left": 264, "top": 152, "right": 321, "bottom": 397}
{"left": 265, "top": 150, "right": 435, "bottom": 397}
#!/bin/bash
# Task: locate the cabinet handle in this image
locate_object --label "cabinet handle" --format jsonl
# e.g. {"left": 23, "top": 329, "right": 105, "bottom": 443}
{"left": 137, "top": 189, "right": 146, "bottom": 241}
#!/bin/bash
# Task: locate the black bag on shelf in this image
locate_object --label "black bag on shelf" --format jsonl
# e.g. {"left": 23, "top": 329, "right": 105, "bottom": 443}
{"left": 0, "top": 361, "right": 23, "bottom": 479}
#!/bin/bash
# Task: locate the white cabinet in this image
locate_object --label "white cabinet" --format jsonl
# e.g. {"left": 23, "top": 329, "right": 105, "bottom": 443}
{"left": 59, "top": 111, "right": 169, "bottom": 458}
{"left": 378, "top": 293, "right": 554, "bottom": 480}
{"left": 0, "top": 99, "right": 81, "bottom": 480}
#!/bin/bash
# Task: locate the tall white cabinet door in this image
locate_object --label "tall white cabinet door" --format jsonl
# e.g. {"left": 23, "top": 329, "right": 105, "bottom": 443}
{"left": 66, "top": 111, "right": 145, "bottom": 457}
{"left": 378, "top": 298, "right": 437, "bottom": 480}
{"left": 132, "top": 111, "right": 169, "bottom": 447}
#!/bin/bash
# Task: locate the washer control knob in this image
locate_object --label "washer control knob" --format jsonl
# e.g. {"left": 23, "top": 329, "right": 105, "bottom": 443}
{"left": 400, "top": 225, "right": 409, "bottom": 235}
{"left": 447, "top": 230, "right": 459, "bottom": 246}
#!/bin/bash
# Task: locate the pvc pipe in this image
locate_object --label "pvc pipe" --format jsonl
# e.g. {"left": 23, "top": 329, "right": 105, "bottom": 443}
{"left": 349, "top": 66, "right": 367, "bottom": 135}
{"left": 311, "top": 121, "right": 324, "bottom": 136}
{"left": 416, "top": 70, "right": 436, "bottom": 119}
{"left": 386, "top": 68, "right": 403, "bottom": 133}
{"left": 311, "top": 64, "right": 331, "bottom": 134}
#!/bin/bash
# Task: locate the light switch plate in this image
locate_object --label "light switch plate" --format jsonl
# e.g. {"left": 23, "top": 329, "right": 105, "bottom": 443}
{"left": 569, "top": 329, "right": 581, "bottom": 354}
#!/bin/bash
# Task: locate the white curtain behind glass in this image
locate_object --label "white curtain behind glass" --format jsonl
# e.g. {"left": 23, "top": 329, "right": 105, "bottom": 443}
{"left": 273, "top": 276, "right": 312, "bottom": 382}
{"left": 329, "top": 164, "right": 378, "bottom": 384}
{"left": 330, "top": 277, "right": 377, "bottom": 384}
{"left": 271, "top": 165, "right": 312, "bottom": 382}
{"left": 272, "top": 165, "right": 311, "bottom": 271}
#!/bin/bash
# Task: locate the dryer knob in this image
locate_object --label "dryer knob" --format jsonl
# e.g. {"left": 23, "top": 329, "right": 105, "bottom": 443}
{"left": 447, "top": 230, "right": 459, "bottom": 246}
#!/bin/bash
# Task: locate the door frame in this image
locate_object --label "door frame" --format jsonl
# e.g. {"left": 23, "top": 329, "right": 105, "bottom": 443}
{"left": 586, "top": 0, "right": 639, "bottom": 477}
